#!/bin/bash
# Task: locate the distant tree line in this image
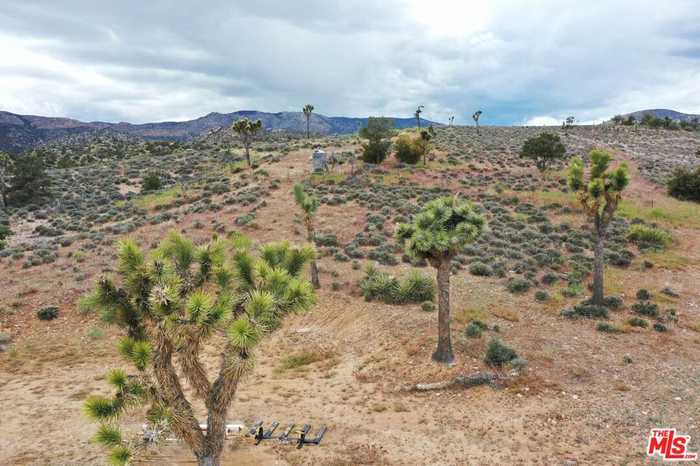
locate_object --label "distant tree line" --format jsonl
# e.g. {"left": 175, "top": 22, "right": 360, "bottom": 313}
{"left": 611, "top": 113, "right": 700, "bottom": 131}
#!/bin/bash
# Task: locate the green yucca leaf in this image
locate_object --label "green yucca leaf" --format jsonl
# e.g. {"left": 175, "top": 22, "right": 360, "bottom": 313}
{"left": 117, "top": 238, "right": 144, "bottom": 276}
{"left": 125, "top": 380, "right": 147, "bottom": 400}
{"left": 107, "top": 445, "right": 131, "bottom": 466}
{"left": 227, "top": 317, "right": 261, "bottom": 350}
{"left": 229, "top": 231, "right": 252, "bottom": 251}
{"left": 186, "top": 290, "right": 213, "bottom": 323}
{"left": 117, "top": 337, "right": 136, "bottom": 360}
{"left": 214, "top": 266, "right": 234, "bottom": 289}
{"left": 130, "top": 341, "right": 152, "bottom": 371}
{"left": 84, "top": 395, "right": 121, "bottom": 421}
{"left": 233, "top": 251, "right": 256, "bottom": 289}
{"left": 284, "top": 245, "right": 315, "bottom": 277}
{"left": 106, "top": 369, "right": 129, "bottom": 390}
{"left": 94, "top": 424, "right": 122, "bottom": 447}
{"left": 146, "top": 403, "right": 173, "bottom": 425}
{"left": 283, "top": 279, "right": 315, "bottom": 313}
{"left": 245, "top": 290, "right": 275, "bottom": 319}
{"left": 261, "top": 241, "right": 289, "bottom": 268}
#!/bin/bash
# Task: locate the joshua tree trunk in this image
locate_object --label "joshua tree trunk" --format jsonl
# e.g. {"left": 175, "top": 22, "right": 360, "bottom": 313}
{"left": 476, "top": 121, "right": 480, "bottom": 135}
{"left": 306, "top": 117, "right": 310, "bottom": 139}
{"left": 244, "top": 143, "right": 251, "bottom": 168}
{"left": 433, "top": 258, "right": 454, "bottom": 364}
{"left": 197, "top": 454, "right": 218, "bottom": 466}
{"left": 306, "top": 224, "right": 320, "bottom": 289}
{"left": 591, "top": 220, "right": 606, "bottom": 306}
{"left": 310, "top": 260, "right": 320, "bottom": 289}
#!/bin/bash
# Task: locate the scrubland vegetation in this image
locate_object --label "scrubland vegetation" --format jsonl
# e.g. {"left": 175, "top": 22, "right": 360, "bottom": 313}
{"left": 1, "top": 120, "right": 699, "bottom": 465}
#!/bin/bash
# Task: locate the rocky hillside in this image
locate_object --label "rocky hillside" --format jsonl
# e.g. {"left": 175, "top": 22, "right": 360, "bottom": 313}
{"left": 623, "top": 108, "right": 700, "bottom": 122}
{"left": 0, "top": 110, "right": 440, "bottom": 154}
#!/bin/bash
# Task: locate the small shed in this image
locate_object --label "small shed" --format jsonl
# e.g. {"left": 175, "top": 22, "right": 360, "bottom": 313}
{"left": 311, "top": 149, "right": 328, "bottom": 172}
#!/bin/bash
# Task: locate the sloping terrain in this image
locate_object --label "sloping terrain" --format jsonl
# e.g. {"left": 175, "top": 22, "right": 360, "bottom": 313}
{"left": 0, "top": 126, "right": 699, "bottom": 465}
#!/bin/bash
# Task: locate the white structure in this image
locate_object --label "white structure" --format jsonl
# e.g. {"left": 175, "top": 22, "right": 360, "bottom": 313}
{"left": 312, "top": 148, "right": 327, "bottom": 172}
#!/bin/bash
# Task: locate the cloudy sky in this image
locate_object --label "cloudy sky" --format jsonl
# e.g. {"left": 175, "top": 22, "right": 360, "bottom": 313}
{"left": 1, "top": 0, "right": 699, "bottom": 125}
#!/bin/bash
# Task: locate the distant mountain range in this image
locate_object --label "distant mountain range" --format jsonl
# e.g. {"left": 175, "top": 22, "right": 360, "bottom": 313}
{"left": 0, "top": 110, "right": 440, "bottom": 154}
{"left": 621, "top": 109, "right": 700, "bottom": 122}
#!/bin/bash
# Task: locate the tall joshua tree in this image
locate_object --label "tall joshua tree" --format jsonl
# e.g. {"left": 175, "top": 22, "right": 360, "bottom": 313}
{"left": 302, "top": 104, "right": 314, "bottom": 139}
{"left": 81, "top": 232, "right": 315, "bottom": 466}
{"left": 419, "top": 125, "right": 436, "bottom": 166}
{"left": 415, "top": 105, "right": 424, "bottom": 129}
{"left": 396, "top": 197, "right": 485, "bottom": 363}
{"left": 293, "top": 183, "right": 320, "bottom": 289}
{"left": 567, "top": 150, "right": 629, "bottom": 306}
{"left": 472, "top": 110, "right": 482, "bottom": 134}
{"left": 231, "top": 118, "right": 263, "bottom": 168}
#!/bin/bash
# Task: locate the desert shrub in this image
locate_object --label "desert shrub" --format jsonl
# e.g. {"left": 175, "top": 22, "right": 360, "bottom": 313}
{"left": 653, "top": 322, "right": 668, "bottom": 332}
{"left": 632, "top": 301, "right": 659, "bottom": 318}
{"left": 465, "top": 321, "right": 485, "bottom": 338}
{"left": 534, "top": 290, "right": 549, "bottom": 301}
{"left": 628, "top": 317, "right": 648, "bottom": 327}
{"left": 627, "top": 225, "right": 671, "bottom": 250}
{"left": 469, "top": 261, "right": 493, "bottom": 277}
{"left": 37, "top": 306, "right": 59, "bottom": 321}
{"left": 667, "top": 166, "right": 700, "bottom": 202}
{"left": 141, "top": 172, "right": 162, "bottom": 191}
{"left": 520, "top": 133, "right": 566, "bottom": 172}
{"left": 396, "top": 271, "right": 435, "bottom": 303}
{"left": 420, "top": 301, "right": 435, "bottom": 312}
{"left": 394, "top": 134, "right": 424, "bottom": 164}
{"left": 602, "top": 295, "right": 624, "bottom": 310}
{"left": 360, "top": 266, "right": 399, "bottom": 302}
{"left": 562, "top": 303, "right": 609, "bottom": 319}
{"left": 636, "top": 289, "right": 652, "bottom": 301}
{"left": 484, "top": 339, "right": 518, "bottom": 367}
{"left": 596, "top": 322, "right": 622, "bottom": 333}
{"left": 541, "top": 272, "right": 558, "bottom": 285}
{"left": 506, "top": 278, "right": 531, "bottom": 294}
{"left": 360, "top": 266, "right": 433, "bottom": 304}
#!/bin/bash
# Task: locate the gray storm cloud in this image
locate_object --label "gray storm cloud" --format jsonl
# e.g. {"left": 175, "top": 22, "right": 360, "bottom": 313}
{"left": 1, "top": 0, "right": 699, "bottom": 124}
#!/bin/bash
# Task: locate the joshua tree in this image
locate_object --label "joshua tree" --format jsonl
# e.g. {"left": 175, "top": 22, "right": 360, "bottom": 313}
{"left": 302, "top": 104, "right": 314, "bottom": 139}
{"left": 520, "top": 132, "right": 566, "bottom": 172}
{"left": 563, "top": 116, "right": 575, "bottom": 133}
{"left": 567, "top": 150, "right": 629, "bottom": 306}
{"left": 472, "top": 110, "right": 482, "bottom": 134}
{"left": 0, "top": 152, "right": 12, "bottom": 208}
{"left": 81, "top": 232, "right": 315, "bottom": 466}
{"left": 231, "top": 118, "right": 263, "bottom": 168}
{"left": 448, "top": 116, "right": 454, "bottom": 127}
{"left": 419, "top": 125, "right": 435, "bottom": 166}
{"left": 293, "top": 183, "right": 321, "bottom": 288}
{"left": 415, "top": 105, "right": 424, "bottom": 129}
{"left": 396, "top": 197, "right": 485, "bottom": 363}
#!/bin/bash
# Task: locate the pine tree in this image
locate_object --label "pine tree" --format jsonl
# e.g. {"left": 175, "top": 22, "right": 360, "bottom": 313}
{"left": 396, "top": 197, "right": 485, "bottom": 363}
{"left": 81, "top": 231, "right": 315, "bottom": 466}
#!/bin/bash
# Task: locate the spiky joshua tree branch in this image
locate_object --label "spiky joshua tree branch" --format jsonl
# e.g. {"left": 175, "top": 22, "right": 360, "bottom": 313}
{"left": 81, "top": 231, "right": 315, "bottom": 466}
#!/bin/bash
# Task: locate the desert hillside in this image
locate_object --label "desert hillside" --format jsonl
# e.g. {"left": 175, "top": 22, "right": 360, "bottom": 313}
{"left": 1, "top": 125, "right": 699, "bottom": 466}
